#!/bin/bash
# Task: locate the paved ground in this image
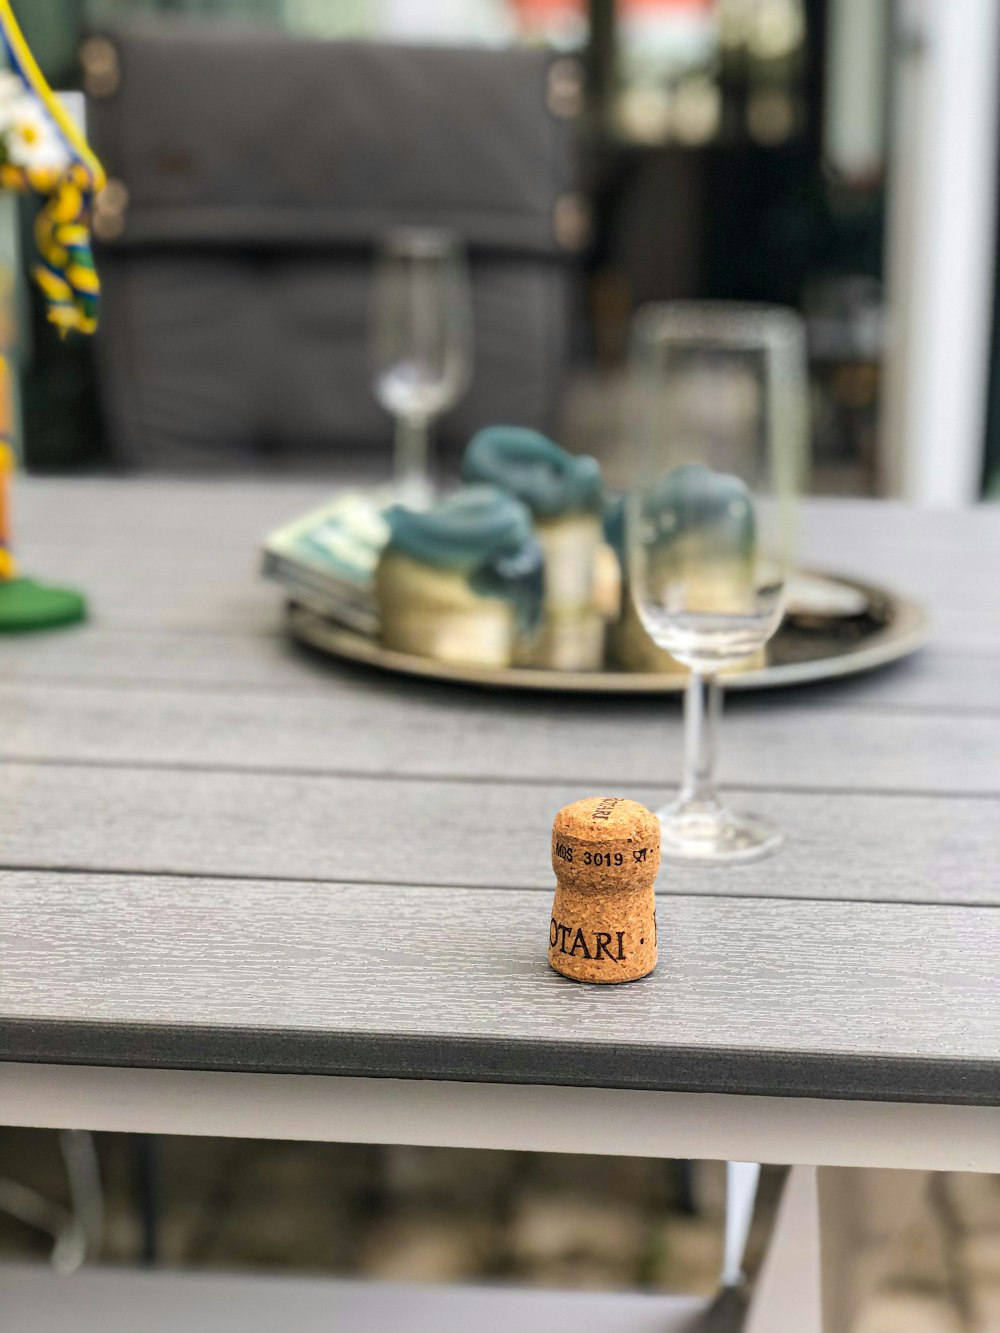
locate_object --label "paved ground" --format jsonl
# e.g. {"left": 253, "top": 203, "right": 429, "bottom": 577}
{"left": 1, "top": 1131, "right": 998, "bottom": 1329}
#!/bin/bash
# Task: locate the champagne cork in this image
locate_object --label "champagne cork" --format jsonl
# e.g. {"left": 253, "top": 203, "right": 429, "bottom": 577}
{"left": 548, "top": 796, "right": 660, "bottom": 984}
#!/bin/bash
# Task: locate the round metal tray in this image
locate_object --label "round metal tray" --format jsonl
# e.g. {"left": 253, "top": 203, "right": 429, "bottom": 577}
{"left": 287, "top": 571, "right": 928, "bottom": 694}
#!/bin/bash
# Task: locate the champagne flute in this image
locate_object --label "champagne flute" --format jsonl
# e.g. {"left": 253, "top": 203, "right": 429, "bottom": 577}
{"left": 370, "top": 228, "right": 473, "bottom": 506}
{"left": 627, "top": 302, "right": 807, "bottom": 862}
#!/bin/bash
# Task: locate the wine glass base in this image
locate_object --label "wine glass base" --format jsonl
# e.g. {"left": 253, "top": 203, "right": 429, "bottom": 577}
{"left": 657, "top": 801, "right": 783, "bottom": 864}
{"left": 390, "top": 475, "right": 435, "bottom": 510}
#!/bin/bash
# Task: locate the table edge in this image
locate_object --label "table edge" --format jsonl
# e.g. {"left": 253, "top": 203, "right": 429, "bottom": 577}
{"left": 2, "top": 1019, "right": 996, "bottom": 1108}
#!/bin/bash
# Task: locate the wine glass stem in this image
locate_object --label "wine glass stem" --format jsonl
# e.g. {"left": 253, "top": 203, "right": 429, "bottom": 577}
{"left": 678, "top": 671, "right": 722, "bottom": 812}
{"left": 394, "top": 413, "right": 432, "bottom": 495}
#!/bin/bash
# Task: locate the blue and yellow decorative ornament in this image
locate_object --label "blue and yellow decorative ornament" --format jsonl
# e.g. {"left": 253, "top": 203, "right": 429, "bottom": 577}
{"left": 0, "top": 0, "right": 105, "bottom": 631}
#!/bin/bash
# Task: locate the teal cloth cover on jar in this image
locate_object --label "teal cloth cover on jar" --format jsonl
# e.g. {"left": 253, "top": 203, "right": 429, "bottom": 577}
{"left": 645, "top": 463, "right": 756, "bottom": 558}
{"left": 604, "top": 465, "right": 755, "bottom": 563}
{"left": 461, "top": 426, "right": 603, "bottom": 518}
{"left": 385, "top": 486, "right": 544, "bottom": 632}
{"left": 602, "top": 491, "right": 626, "bottom": 561}
{"left": 609, "top": 464, "right": 758, "bottom": 672}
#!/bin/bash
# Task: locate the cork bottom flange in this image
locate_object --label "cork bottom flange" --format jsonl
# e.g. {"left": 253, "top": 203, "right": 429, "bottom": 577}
{"left": 548, "top": 958, "right": 657, "bottom": 986}
{"left": 548, "top": 882, "right": 658, "bottom": 985}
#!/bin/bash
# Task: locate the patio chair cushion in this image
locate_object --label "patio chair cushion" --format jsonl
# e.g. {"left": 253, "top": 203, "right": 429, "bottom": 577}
{"left": 86, "top": 19, "right": 581, "bottom": 469}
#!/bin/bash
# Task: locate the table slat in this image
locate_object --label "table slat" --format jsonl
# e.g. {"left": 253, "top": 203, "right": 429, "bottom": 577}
{"left": 17, "top": 480, "right": 1000, "bottom": 552}
{"left": 1, "top": 870, "right": 997, "bottom": 1103}
{"left": 2, "top": 627, "right": 1000, "bottom": 714}
{"left": 3, "top": 680, "right": 999, "bottom": 795}
{"left": 2, "top": 763, "right": 999, "bottom": 907}
{"left": 18, "top": 541, "right": 1000, "bottom": 645}
{"left": 14, "top": 484, "right": 1000, "bottom": 644}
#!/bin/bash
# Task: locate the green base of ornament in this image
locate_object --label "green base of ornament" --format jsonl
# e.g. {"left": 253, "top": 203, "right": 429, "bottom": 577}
{"left": 0, "top": 577, "right": 87, "bottom": 632}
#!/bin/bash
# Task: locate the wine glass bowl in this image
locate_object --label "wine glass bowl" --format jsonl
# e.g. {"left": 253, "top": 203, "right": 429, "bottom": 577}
{"left": 627, "top": 302, "right": 807, "bottom": 862}
{"left": 631, "top": 462, "right": 782, "bottom": 670}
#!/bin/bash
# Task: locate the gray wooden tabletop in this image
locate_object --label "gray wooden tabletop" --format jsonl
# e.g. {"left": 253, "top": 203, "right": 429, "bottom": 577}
{"left": 2, "top": 479, "right": 999, "bottom": 1105}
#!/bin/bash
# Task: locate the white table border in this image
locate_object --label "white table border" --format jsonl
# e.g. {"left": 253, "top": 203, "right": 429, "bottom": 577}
{"left": 2, "top": 1063, "right": 997, "bottom": 1173}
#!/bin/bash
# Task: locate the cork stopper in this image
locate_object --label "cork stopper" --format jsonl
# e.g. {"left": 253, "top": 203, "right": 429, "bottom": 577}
{"left": 548, "top": 796, "right": 660, "bottom": 984}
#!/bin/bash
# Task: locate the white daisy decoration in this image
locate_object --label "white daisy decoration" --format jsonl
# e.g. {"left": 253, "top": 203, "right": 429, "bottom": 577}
{"left": 0, "top": 69, "right": 24, "bottom": 121}
{"left": 6, "top": 93, "right": 68, "bottom": 172}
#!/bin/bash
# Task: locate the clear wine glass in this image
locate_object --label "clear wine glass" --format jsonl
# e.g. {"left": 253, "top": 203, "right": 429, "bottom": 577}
{"left": 627, "top": 302, "right": 807, "bottom": 862}
{"left": 371, "top": 228, "right": 473, "bottom": 506}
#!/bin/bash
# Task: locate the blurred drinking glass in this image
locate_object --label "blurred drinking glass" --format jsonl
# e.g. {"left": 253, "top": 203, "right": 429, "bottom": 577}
{"left": 627, "top": 302, "right": 807, "bottom": 862}
{"left": 371, "top": 228, "right": 473, "bottom": 505}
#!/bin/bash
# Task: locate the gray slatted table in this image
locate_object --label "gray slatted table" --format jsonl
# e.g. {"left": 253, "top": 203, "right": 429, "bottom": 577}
{"left": 1, "top": 480, "right": 999, "bottom": 1159}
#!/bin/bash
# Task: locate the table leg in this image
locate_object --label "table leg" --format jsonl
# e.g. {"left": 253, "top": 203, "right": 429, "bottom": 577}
{"left": 747, "top": 1166, "right": 931, "bottom": 1333}
{"left": 746, "top": 1166, "right": 822, "bottom": 1333}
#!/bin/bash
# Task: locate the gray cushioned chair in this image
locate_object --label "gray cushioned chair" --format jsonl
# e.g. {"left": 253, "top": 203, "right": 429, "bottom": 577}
{"left": 84, "top": 18, "right": 583, "bottom": 470}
